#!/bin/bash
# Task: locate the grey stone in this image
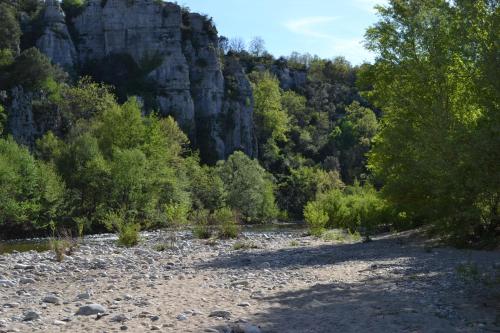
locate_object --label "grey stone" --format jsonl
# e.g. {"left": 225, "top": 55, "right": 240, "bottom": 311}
{"left": 19, "top": 277, "right": 36, "bottom": 284}
{"left": 209, "top": 310, "right": 231, "bottom": 319}
{"left": 77, "top": 292, "right": 91, "bottom": 300}
{"left": 43, "top": 295, "right": 62, "bottom": 305}
{"left": 176, "top": 313, "right": 188, "bottom": 321}
{"left": 232, "top": 324, "right": 262, "bottom": 333}
{"left": 23, "top": 310, "right": 40, "bottom": 321}
{"left": 0, "top": 280, "right": 15, "bottom": 287}
{"left": 75, "top": 304, "right": 107, "bottom": 316}
{"left": 110, "top": 314, "right": 128, "bottom": 322}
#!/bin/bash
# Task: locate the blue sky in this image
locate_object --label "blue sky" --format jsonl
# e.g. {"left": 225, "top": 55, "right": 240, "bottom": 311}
{"left": 179, "top": 0, "right": 388, "bottom": 65}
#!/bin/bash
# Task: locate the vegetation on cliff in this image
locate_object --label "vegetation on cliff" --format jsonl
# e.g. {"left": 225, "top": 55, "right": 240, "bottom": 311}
{"left": 0, "top": 0, "right": 498, "bottom": 247}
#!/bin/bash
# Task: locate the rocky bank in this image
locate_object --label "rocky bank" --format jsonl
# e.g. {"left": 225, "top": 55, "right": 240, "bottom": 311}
{"left": 0, "top": 230, "right": 499, "bottom": 332}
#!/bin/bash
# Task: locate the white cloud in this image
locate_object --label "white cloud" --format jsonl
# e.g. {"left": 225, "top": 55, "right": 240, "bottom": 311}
{"left": 283, "top": 16, "right": 375, "bottom": 64}
{"left": 284, "top": 16, "right": 339, "bottom": 39}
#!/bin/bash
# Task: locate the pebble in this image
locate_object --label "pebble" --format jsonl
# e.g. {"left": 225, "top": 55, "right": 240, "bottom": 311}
{"left": 77, "top": 292, "right": 91, "bottom": 300}
{"left": 0, "top": 280, "right": 15, "bottom": 287}
{"left": 19, "top": 277, "right": 36, "bottom": 284}
{"left": 52, "top": 320, "right": 66, "bottom": 326}
{"left": 209, "top": 310, "right": 231, "bottom": 319}
{"left": 23, "top": 310, "right": 40, "bottom": 321}
{"left": 110, "top": 314, "right": 129, "bottom": 322}
{"left": 75, "top": 304, "right": 107, "bottom": 316}
{"left": 232, "top": 324, "right": 262, "bottom": 333}
{"left": 176, "top": 313, "right": 188, "bottom": 321}
{"left": 42, "top": 295, "right": 62, "bottom": 305}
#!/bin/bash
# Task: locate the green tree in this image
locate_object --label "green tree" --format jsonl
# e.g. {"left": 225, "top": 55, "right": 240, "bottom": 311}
{"left": 336, "top": 101, "right": 378, "bottom": 182}
{"left": 7, "top": 48, "right": 66, "bottom": 90}
{"left": 279, "top": 166, "right": 344, "bottom": 218}
{"left": 189, "top": 161, "right": 227, "bottom": 211}
{"left": 0, "top": 3, "right": 21, "bottom": 54}
{"left": 39, "top": 94, "right": 192, "bottom": 231}
{"left": 364, "top": 0, "right": 499, "bottom": 245}
{"left": 217, "top": 151, "right": 278, "bottom": 222}
{"left": 251, "top": 71, "right": 290, "bottom": 143}
{"left": 0, "top": 137, "right": 65, "bottom": 235}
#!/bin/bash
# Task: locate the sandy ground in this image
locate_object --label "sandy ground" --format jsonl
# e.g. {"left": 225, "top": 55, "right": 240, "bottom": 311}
{"left": 0, "top": 230, "right": 499, "bottom": 333}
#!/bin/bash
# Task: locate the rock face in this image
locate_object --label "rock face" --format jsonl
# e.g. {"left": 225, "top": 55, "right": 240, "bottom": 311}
{"left": 27, "top": 0, "right": 256, "bottom": 162}
{"left": 36, "top": 0, "right": 77, "bottom": 69}
{"left": 271, "top": 65, "right": 307, "bottom": 92}
{"left": 7, "top": 87, "right": 63, "bottom": 149}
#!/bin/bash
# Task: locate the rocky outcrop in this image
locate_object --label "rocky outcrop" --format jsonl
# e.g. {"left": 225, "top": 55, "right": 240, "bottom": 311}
{"left": 182, "top": 13, "right": 225, "bottom": 161}
{"left": 271, "top": 65, "right": 307, "bottom": 92}
{"left": 36, "top": 0, "right": 77, "bottom": 69}
{"left": 29, "top": 0, "right": 256, "bottom": 163}
{"left": 7, "top": 87, "right": 62, "bottom": 149}
{"left": 222, "top": 57, "right": 257, "bottom": 158}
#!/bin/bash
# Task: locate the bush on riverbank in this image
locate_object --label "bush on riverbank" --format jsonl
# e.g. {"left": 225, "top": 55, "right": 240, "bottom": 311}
{"left": 304, "top": 183, "right": 394, "bottom": 237}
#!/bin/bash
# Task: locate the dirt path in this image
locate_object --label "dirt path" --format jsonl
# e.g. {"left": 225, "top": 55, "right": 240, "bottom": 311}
{"left": 0, "top": 231, "right": 499, "bottom": 333}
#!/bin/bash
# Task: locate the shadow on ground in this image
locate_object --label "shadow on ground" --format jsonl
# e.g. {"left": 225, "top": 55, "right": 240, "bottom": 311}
{"left": 205, "top": 234, "right": 500, "bottom": 333}
{"left": 199, "top": 233, "right": 443, "bottom": 271}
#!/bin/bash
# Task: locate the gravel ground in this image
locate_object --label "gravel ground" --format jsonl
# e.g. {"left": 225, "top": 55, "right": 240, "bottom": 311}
{"left": 0, "top": 230, "right": 499, "bottom": 333}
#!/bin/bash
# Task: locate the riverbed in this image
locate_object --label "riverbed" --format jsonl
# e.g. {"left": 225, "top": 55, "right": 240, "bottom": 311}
{"left": 0, "top": 230, "right": 499, "bottom": 332}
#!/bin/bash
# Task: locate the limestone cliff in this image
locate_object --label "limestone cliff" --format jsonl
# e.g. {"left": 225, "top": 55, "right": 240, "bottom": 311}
{"left": 26, "top": 0, "right": 256, "bottom": 163}
{"left": 36, "top": 0, "right": 77, "bottom": 69}
{"left": 7, "top": 87, "right": 63, "bottom": 149}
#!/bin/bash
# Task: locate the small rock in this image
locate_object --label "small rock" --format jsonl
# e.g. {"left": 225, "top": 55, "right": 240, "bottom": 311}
{"left": 43, "top": 295, "right": 62, "bottom": 305}
{"left": 120, "top": 325, "right": 128, "bottom": 331}
{"left": 151, "top": 326, "right": 160, "bottom": 331}
{"left": 237, "top": 302, "right": 251, "bottom": 307}
{"left": 0, "top": 280, "right": 15, "bottom": 287}
{"left": 231, "top": 280, "right": 250, "bottom": 287}
{"left": 111, "top": 314, "right": 129, "bottom": 323}
{"left": 14, "top": 264, "right": 34, "bottom": 270}
{"left": 209, "top": 310, "right": 231, "bottom": 319}
{"left": 151, "top": 315, "right": 160, "bottom": 321}
{"left": 53, "top": 320, "right": 66, "bottom": 326}
{"left": 232, "top": 324, "right": 262, "bottom": 333}
{"left": 77, "top": 292, "right": 91, "bottom": 300}
{"left": 75, "top": 304, "right": 106, "bottom": 316}
{"left": 19, "top": 277, "right": 36, "bottom": 284}
{"left": 23, "top": 310, "right": 40, "bottom": 321}
{"left": 176, "top": 313, "right": 188, "bottom": 321}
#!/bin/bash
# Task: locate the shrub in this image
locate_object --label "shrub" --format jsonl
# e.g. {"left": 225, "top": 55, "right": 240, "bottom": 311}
{"left": 7, "top": 48, "right": 66, "bottom": 91}
{"left": 0, "top": 138, "right": 65, "bottom": 236}
{"left": 50, "top": 239, "right": 70, "bottom": 262}
{"left": 74, "top": 217, "right": 90, "bottom": 239}
{"left": 118, "top": 223, "right": 140, "bottom": 247}
{"left": 233, "top": 241, "right": 259, "bottom": 250}
{"left": 321, "top": 229, "right": 361, "bottom": 243}
{"left": 309, "top": 184, "right": 392, "bottom": 236}
{"left": 191, "top": 209, "right": 213, "bottom": 239}
{"left": 61, "top": 0, "right": 86, "bottom": 20}
{"left": 218, "top": 151, "right": 278, "bottom": 223}
{"left": 165, "top": 202, "right": 189, "bottom": 229}
{"left": 0, "top": 3, "right": 21, "bottom": 53}
{"left": 214, "top": 207, "right": 239, "bottom": 239}
{"left": 303, "top": 201, "right": 328, "bottom": 236}
{"left": 104, "top": 210, "right": 140, "bottom": 247}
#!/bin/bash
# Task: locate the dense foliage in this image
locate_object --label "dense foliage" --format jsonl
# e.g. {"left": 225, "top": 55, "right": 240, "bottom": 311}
{"left": 364, "top": 0, "right": 499, "bottom": 246}
{"left": 0, "top": 137, "right": 65, "bottom": 236}
{"left": 0, "top": 0, "right": 497, "bottom": 247}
